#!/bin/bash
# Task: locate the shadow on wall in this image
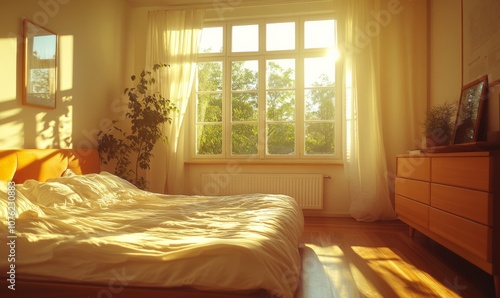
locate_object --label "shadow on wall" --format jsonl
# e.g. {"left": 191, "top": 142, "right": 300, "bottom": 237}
{"left": 0, "top": 96, "right": 73, "bottom": 149}
{"left": 0, "top": 32, "right": 74, "bottom": 149}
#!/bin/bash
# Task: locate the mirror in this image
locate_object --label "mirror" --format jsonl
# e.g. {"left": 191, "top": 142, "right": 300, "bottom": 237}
{"left": 452, "top": 75, "right": 488, "bottom": 144}
{"left": 22, "top": 19, "right": 58, "bottom": 109}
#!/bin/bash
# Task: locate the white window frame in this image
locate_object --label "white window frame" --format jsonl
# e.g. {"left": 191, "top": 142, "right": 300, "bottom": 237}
{"left": 190, "top": 15, "right": 342, "bottom": 162}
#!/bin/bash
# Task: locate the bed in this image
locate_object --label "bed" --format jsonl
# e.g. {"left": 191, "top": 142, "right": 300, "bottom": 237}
{"left": 0, "top": 149, "right": 304, "bottom": 298}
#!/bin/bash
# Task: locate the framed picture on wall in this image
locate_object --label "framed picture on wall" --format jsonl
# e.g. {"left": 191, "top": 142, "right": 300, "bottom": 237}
{"left": 22, "top": 19, "right": 58, "bottom": 109}
{"left": 452, "top": 75, "right": 488, "bottom": 144}
{"left": 461, "top": 0, "right": 500, "bottom": 85}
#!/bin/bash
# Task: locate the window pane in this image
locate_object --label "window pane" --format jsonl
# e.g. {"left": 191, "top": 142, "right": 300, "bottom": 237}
{"left": 267, "top": 91, "right": 295, "bottom": 121}
{"left": 304, "top": 57, "right": 335, "bottom": 88}
{"left": 232, "top": 92, "right": 258, "bottom": 121}
{"left": 305, "top": 123, "right": 335, "bottom": 154}
{"left": 197, "top": 124, "right": 223, "bottom": 155}
{"left": 232, "top": 60, "right": 258, "bottom": 90}
{"left": 232, "top": 124, "right": 258, "bottom": 155}
{"left": 304, "top": 20, "right": 335, "bottom": 49}
{"left": 305, "top": 89, "right": 334, "bottom": 120}
{"left": 267, "top": 59, "right": 295, "bottom": 89}
{"left": 198, "top": 62, "right": 222, "bottom": 91}
{"left": 267, "top": 123, "right": 295, "bottom": 155}
{"left": 232, "top": 24, "right": 258, "bottom": 52}
{"left": 266, "top": 22, "right": 295, "bottom": 51}
{"left": 195, "top": 17, "right": 338, "bottom": 158}
{"left": 199, "top": 27, "right": 223, "bottom": 53}
{"left": 197, "top": 93, "right": 222, "bottom": 122}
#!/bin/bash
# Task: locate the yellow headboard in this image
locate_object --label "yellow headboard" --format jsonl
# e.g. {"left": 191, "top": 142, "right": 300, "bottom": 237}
{"left": 0, "top": 149, "right": 101, "bottom": 183}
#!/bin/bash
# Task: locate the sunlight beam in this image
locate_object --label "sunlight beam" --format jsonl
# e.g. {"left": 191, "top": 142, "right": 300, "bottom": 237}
{"left": 351, "top": 246, "right": 461, "bottom": 297}
{"left": 0, "top": 37, "right": 24, "bottom": 148}
{"left": 0, "top": 37, "right": 18, "bottom": 101}
{"left": 59, "top": 35, "right": 74, "bottom": 91}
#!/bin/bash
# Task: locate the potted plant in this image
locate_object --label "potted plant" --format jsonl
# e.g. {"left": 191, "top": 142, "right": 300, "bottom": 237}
{"left": 97, "top": 63, "right": 177, "bottom": 189}
{"left": 422, "top": 101, "right": 456, "bottom": 148}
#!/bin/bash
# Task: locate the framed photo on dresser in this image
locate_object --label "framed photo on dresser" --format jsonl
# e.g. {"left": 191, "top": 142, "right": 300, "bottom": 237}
{"left": 452, "top": 76, "right": 488, "bottom": 145}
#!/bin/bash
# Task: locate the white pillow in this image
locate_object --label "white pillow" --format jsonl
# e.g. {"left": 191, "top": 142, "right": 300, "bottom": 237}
{"left": 98, "top": 171, "right": 138, "bottom": 190}
{"left": 0, "top": 181, "right": 45, "bottom": 220}
{"left": 47, "top": 171, "right": 137, "bottom": 199}
{"left": 62, "top": 168, "right": 77, "bottom": 177}
{"left": 46, "top": 172, "right": 153, "bottom": 208}
{"left": 19, "top": 180, "right": 84, "bottom": 207}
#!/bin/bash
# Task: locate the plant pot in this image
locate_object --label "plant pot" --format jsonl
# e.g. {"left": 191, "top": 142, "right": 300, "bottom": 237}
{"left": 426, "top": 132, "right": 451, "bottom": 148}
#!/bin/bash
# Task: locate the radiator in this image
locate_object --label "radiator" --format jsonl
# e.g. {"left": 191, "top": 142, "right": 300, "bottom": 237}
{"left": 200, "top": 173, "right": 324, "bottom": 209}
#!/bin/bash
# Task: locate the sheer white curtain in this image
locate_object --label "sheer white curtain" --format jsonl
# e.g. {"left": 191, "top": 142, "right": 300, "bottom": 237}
{"left": 146, "top": 9, "right": 205, "bottom": 194}
{"left": 335, "top": 0, "right": 396, "bottom": 221}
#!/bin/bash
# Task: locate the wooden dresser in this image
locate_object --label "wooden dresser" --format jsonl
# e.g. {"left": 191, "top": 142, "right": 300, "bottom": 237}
{"left": 395, "top": 151, "right": 500, "bottom": 296}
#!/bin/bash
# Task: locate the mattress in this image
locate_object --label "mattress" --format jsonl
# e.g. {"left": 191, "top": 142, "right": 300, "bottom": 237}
{"left": 0, "top": 172, "right": 304, "bottom": 298}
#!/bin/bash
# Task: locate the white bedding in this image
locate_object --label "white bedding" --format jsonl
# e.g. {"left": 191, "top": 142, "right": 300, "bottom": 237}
{"left": 0, "top": 172, "right": 304, "bottom": 297}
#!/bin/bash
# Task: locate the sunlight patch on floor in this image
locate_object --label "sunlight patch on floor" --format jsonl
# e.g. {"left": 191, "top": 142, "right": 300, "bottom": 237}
{"left": 302, "top": 242, "right": 463, "bottom": 298}
{"left": 304, "top": 243, "right": 359, "bottom": 298}
{"left": 351, "top": 246, "right": 461, "bottom": 298}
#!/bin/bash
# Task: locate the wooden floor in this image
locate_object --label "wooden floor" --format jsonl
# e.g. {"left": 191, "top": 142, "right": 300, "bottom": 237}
{"left": 295, "top": 217, "right": 496, "bottom": 298}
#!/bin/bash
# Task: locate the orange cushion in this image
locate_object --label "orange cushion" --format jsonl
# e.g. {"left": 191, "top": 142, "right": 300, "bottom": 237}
{"left": 14, "top": 150, "right": 69, "bottom": 183}
{"left": 0, "top": 150, "right": 17, "bottom": 181}
{"left": 0, "top": 149, "right": 101, "bottom": 183}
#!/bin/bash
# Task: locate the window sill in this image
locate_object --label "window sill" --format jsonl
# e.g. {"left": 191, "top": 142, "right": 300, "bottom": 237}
{"left": 185, "top": 160, "right": 344, "bottom": 166}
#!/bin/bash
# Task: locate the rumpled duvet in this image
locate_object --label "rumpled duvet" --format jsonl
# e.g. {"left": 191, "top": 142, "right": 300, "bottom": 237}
{"left": 0, "top": 172, "right": 304, "bottom": 298}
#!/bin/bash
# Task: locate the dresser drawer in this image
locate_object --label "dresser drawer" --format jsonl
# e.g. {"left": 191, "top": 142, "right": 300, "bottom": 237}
{"left": 395, "top": 177, "right": 430, "bottom": 204}
{"left": 395, "top": 195, "right": 429, "bottom": 229}
{"left": 431, "top": 157, "right": 491, "bottom": 191}
{"left": 429, "top": 208, "right": 491, "bottom": 262}
{"left": 431, "top": 184, "right": 492, "bottom": 226}
{"left": 397, "top": 156, "right": 430, "bottom": 181}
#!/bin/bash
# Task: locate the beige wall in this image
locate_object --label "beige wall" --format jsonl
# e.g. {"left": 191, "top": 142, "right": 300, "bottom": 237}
{"left": 0, "top": 0, "right": 129, "bottom": 149}
{"left": 429, "top": 0, "right": 462, "bottom": 107}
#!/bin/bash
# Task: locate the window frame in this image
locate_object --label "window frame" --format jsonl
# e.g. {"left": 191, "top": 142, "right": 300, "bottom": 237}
{"left": 190, "top": 15, "right": 342, "bottom": 163}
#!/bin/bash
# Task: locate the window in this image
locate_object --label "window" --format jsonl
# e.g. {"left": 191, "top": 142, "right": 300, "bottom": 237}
{"left": 194, "top": 16, "right": 339, "bottom": 160}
